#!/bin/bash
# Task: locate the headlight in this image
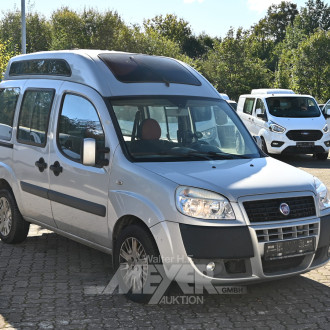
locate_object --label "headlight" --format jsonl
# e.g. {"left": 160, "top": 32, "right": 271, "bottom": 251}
{"left": 200, "top": 127, "right": 216, "bottom": 140}
{"left": 175, "top": 186, "right": 235, "bottom": 220}
{"left": 314, "top": 177, "right": 330, "bottom": 210}
{"left": 269, "top": 122, "right": 286, "bottom": 133}
{"left": 323, "top": 124, "right": 329, "bottom": 133}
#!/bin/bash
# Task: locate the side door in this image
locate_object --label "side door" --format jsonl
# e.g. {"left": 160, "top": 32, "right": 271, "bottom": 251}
{"left": 240, "top": 98, "right": 255, "bottom": 133}
{"left": 251, "top": 98, "right": 268, "bottom": 136}
{"left": 48, "top": 82, "right": 111, "bottom": 248}
{"left": 12, "top": 80, "right": 62, "bottom": 227}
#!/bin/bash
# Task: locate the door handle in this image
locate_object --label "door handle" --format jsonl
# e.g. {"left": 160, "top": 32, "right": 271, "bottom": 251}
{"left": 50, "top": 161, "right": 63, "bottom": 176}
{"left": 35, "top": 157, "right": 47, "bottom": 172}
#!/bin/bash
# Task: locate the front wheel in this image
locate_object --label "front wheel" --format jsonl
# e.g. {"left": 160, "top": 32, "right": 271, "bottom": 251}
{"left": 114, "top": 224, "right": 162, "bottom": 303}
{"left": 314, "top": 152, "right": 328, "bottom": 160}
{"left": 0, "top": 189, "right": 30, "bottom": 244}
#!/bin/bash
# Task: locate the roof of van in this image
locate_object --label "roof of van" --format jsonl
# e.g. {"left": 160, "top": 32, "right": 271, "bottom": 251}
{"left": 251, "top": 89, "right": 295, "bottom": 95}
{"left": 4, "top": 50, "right": 220, "bottom": 99}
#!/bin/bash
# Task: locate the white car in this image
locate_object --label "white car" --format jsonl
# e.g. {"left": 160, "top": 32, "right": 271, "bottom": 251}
{"left": 237, "top": 89, "right": 330, "bottom": 160}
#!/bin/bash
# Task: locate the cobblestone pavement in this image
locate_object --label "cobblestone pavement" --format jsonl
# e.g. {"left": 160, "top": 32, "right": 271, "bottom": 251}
{"left": 0, "top": 155, "right": 330, "bottom": 330}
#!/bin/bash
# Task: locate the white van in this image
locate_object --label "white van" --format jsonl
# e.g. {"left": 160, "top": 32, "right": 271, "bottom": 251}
{"left": 237, "top": 89, "right": 330, "bottom": 160}
{"left": 0, "top": 51, "right": 330, "bottom": 302}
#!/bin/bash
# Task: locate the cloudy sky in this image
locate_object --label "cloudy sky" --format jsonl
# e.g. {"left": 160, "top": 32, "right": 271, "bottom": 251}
{"left": 0, "top": 0, "right": 310, "bottom": 38}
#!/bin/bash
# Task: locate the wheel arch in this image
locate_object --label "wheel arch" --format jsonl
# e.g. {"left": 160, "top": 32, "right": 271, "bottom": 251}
{"left": 111, "top": 215, "right": 159, "bottom": 265}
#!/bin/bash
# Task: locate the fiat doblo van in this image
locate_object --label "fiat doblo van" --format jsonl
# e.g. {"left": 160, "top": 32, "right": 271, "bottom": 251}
{"left": 0, "top": 51, "right": 330, "bottom": 301}
{"left": 237, "top": 89, "right": 330, "bottom": 160}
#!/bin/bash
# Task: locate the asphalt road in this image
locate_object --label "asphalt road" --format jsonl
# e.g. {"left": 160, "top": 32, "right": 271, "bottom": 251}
{"left": 0, "top": 154, "right": 329, "bottom": 330}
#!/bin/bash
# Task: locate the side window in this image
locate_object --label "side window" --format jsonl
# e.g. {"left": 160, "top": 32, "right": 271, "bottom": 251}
{"left": 17, "top": 89, "right": 54, "bottom": 146}
{"left": 58, "top": 94, "right": 105, "bottom": 164}
{"left": 243, "top": 98, "right": 255, "bottom": 115}
{"left": 0, "top": 88, "right": 20, "bottom": 140}
{"left": 255, "top": 99, "right": 266, "bottom": 114}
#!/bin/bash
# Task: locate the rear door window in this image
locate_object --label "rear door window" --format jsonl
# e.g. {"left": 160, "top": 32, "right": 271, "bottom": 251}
{"left": 17, "top": 89, "right": 54, "bottom": 146}
{"left": 0, "top": 88, "right": 20, "bottom": 140}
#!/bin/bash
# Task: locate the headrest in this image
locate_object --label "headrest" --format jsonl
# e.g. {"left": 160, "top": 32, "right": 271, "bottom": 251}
{"left": 140, "top": 119, "right": 161, "bottom": 140}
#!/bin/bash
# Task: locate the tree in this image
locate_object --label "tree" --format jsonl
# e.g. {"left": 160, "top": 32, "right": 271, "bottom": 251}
{"left": 201, "top": 29, "right": 272, "bottom": 100}
{"left": 0, "top": 40, "right": 18, "bottom": 80}
{"left": 0, "top": 10, "right": 51, "bottom": 53}
{"left": 299, "top": 0, "right": 330, "bottom": 35}
{"left": 251, "top": 1, "right": 299, "bottom": 44}
{"left": 291, "top": 29, "right": 329, "bottom": 102}
{"left": 143, "top": 14, "right": 211, "bottom": 59}
{"left": 50, "top": 7, "right": 88, "bottom": 50}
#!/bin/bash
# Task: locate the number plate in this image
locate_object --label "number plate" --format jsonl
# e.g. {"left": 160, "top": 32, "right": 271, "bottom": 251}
{"left": 296, "top": 142, "right": 315, "bottom": 147}
{"left": 264, "top": 237, "right": 315, "bottom": 261}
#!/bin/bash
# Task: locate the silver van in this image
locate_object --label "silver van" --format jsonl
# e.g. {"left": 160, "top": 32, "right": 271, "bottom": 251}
{"left": 0, "top": 50, "right": 329, "bottom": 302}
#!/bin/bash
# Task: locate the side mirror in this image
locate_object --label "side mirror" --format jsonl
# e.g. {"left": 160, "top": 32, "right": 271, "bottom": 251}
{"left": 253, "top": 135, "right": 263, "bottom": 150}
{"left": 82, "top": 138, "right": 96, "bottom": 166}
{"left": 325, "top": 108, "right": 330, "bottom": 118}
{"left": 256, "top": 108, "right": 266, "bottom": 120}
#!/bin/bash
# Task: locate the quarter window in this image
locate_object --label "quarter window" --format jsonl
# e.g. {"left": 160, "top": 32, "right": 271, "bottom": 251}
{"left": 0, "top": 88, "right": 20, "bottom": 140}
{"left": 58, "top": 94, "right": 105, "bottom": 164}
{"left": 17, "top": 89, "right": 54, "bottom": 146}
{"left": 243, "top": 98, "right": 255, "bottom": 115}
{"left": 255, "top": 99, "right": 266, "bottom": 114}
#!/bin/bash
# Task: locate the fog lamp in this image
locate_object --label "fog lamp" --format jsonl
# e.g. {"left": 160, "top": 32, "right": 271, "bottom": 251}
{"left": 206, "top": 262, "right": 215, "bottom": 272}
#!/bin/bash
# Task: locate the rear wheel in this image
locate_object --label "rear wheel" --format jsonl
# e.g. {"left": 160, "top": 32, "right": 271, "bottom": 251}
{"left": 0, "top": 189, "right": 30, "bottom": 244}
{"left": 114, "top": 224, "right": 162, "bottom": 303}
{"left": 315, "top": 152, "right": 328, "bottom": 160}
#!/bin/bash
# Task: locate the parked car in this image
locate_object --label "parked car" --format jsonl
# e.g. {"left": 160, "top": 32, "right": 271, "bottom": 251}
{"left": 237, "top": 89, "right": 330, "bottom": 160}
{"left": 322, "top": 99, "right": 330, "bottom": 127}
{"left": 0, "top": 51, "right": 329, "bottom": 303}
{"left": 219, "top": 92, "right": 237, "bottom": 110}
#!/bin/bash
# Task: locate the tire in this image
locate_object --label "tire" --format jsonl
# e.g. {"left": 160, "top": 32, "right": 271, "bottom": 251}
{"left": 315, "top": 152, "right": 328, "bottom": 160}
{"left": 0, "top": 189, "right": 30, "bottom": 244}
{"left": 113, "top": 224, "right": 162, "bottom": 303}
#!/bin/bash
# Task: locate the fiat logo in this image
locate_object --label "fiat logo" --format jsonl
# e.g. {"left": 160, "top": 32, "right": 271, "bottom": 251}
{"left": 279, "top": 203, "right": 290, "bottom": 216}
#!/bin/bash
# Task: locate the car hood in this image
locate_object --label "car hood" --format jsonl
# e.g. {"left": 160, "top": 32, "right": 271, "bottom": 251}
{"left": 269, "top": 115, "right": 326, "bottom": 130}
{"left": 136, "top": 157, "right": 316, "bottom": 202}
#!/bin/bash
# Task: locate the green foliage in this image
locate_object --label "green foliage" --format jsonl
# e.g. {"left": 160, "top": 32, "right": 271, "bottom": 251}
{"left": 201, "top": 29, "right": 272, "bottom": 101}
{"left": 251, "top": 1, "right": 298, "bottom": 44}
{"left": 291, "top": 29, "right": 329, "bottom": 102}
{"left": 0, "top": 10, "right": 51, "bottom": 53}
{"left": 299, "top": 0, "right": 330, "bottom": 35}
{"left": 0, "top": 40, "right": 18, "bottom": 80}
{"left": 0, "top": 1, "right": 328, "bottom": 100}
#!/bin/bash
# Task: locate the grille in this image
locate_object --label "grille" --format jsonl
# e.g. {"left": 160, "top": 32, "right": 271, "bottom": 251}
{"left": 262, "top": 256, "right": 305, "bottom": 274}
{"left": 255, "top": 223, "right": 319, "bottom": 242}
{"left": 286, "top": 130, "right": 323, "bottom": 141}
{"left": 243, "top": 196, "right": 315, "bottom": 223}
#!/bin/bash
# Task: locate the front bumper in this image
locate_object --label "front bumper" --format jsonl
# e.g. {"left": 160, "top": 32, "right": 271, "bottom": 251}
{"left": 150, "top": 215, "right": 330, "bottom": 284}
{"left": 264, "top": 131, "right": 330, "bottom": 155}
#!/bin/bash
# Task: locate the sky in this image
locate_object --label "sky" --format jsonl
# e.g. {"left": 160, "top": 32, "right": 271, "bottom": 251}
{"left": 0, "top": 0, "right": 318, "bottom": 38}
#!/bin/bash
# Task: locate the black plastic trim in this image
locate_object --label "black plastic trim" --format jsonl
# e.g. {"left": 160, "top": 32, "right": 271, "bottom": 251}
{"left": 48, "top": 190, "right": 106, "bottom": 217}
{"left": 20, "top": 181, "right": 106, "bottom": 217}
{"left": 0, "top": 141, "right": 14, "bottom": 149}
{"left": 179, "top": 224, "right": 254, "bottom": 259}
{"left": 318, "top": 214, "right": 330, "bottom": 248}
{"left": 21, "top": 181, "right": 49, "bottom": 199}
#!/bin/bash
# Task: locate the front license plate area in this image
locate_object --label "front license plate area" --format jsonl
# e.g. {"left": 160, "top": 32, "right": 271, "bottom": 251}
{"left": 264, "top": 237, "right": 315, "bottom": 261}
{"left": 296, "top": 142, "right": 315, "bottom": 147}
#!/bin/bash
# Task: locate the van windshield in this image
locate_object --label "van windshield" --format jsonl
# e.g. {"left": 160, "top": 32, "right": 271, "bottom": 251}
{"left": 109, "top": 97, "right": 262, "bottom": 161}
{"left": 266, "top": 96, "right": 321, "bottom": 118}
